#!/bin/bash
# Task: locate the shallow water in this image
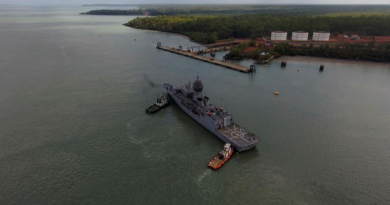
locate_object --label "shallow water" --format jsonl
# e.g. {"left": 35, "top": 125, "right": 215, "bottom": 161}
{"left": 1, "top": 5, "right": 390, "bottom": 205}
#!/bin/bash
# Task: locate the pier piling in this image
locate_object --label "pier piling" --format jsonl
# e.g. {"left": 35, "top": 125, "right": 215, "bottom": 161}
{"left": 249, "top": 64, "right": 256, "bottom": 74}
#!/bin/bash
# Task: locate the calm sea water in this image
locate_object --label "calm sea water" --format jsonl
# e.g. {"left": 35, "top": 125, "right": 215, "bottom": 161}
{"left": 1, "top": 5, "right": 390, "bottom": 205}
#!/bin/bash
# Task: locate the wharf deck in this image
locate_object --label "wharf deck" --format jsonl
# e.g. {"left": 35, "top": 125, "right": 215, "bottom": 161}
{"left": 157, "top": 46, "right": 250, "bottom": 73}
{"left": 201, "top": 46, "right": 232, "bottom": 53}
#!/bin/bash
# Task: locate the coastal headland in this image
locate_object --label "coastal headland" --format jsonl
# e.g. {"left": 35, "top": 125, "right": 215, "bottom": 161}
{"left": 82, "top": 5, "right": 390, "bottom": 62}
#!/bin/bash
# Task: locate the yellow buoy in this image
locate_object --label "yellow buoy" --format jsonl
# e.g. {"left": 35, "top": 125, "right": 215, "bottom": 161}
{"left": 297, "top": 68, "right": 301, "bottom": 71}
{"left": 274, "top": 92, "right": 280, "bottom": 95}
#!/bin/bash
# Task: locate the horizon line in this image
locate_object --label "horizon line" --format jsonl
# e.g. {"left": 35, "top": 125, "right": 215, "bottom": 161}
{"left": 1, "top": 3, "right": 390, "bottom": 6}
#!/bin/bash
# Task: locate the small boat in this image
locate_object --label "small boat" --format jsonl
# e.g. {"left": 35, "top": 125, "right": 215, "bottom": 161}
{"left": 146, "top": 94, "right": 170, "bottom": 114}
{"left": 208, "top": 143, "right": 234, "bottom": 170}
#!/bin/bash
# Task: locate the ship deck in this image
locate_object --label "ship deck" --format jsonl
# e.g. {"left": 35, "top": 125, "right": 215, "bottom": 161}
{"left": 165, "top": 83, "right": 260, "bottom": 151}
{"left": 209, "top": 157, "right": 223, "bottom": 168}
{"left": 218, "top": 124, "right": 258, "bottom": 147}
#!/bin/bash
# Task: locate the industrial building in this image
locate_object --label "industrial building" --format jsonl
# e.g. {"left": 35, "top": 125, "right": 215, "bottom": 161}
{"left": 292, "top": 31, "right": 309, "bottom": 41}
{"left": 312, "top": 32, "right": 330, "bottom": 41}
{"left": 271, "top": 31, "right": 288, "bottom": 41}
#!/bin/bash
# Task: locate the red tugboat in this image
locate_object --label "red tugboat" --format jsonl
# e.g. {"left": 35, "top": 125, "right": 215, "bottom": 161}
{"left": 208, "top": 143, "right": 233, "bottom": 170}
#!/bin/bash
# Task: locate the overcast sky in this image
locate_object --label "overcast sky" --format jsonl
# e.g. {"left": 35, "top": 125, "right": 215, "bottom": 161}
{"left": 1, "top": 0, "right": 389, "bottom": 5}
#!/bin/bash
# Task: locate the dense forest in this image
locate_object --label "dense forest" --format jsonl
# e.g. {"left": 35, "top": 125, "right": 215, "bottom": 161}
{"left": 126, "top": 14, "right": 390, "bottom": 44}
{"left": 82, "top": 5, "right": 390, "bottom": 16}
{"left": 81, "top": 9, "right": 144, "bottom": 15}
{"left": 83, "top": 5, "right": 390, "bottom": 62}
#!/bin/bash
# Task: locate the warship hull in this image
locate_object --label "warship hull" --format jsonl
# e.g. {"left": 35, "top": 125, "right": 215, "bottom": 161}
{"left": 167, "top": 88, "right": 257, "bottom": 152}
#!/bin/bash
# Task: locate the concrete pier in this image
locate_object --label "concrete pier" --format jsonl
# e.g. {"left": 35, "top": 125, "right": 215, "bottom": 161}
{"left": 157, "top": 46, "right": 250, "bottom": 73}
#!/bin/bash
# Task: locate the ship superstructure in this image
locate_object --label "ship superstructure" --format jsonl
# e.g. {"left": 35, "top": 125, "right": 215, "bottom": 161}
{"left": 164, "top": 76, "right": 259, "bottom": 152}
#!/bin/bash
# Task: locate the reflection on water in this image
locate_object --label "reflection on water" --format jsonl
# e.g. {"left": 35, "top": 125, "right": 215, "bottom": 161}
{"left": 0, "top": 5, "right": 390, "bottom": 205}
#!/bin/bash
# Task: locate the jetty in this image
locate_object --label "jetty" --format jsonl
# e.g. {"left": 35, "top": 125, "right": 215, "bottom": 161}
{"left": 156, "top": 43, "right": 251, "bottom": 73}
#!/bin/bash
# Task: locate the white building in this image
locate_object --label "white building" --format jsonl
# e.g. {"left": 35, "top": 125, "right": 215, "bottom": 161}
{"left": 351, "top": 35, "right": 360, "bottom": 40}
{"left": 312, "top": 32, "right": 330, "bottom": 41}
{"left": 271, "top": 31, "right": 288, "bottom": 41}
{"left": 292, "top": 31, "right": 309, "bottom": 41}
{"left": 260, "top": 52, "right": 268, "bottom": 56}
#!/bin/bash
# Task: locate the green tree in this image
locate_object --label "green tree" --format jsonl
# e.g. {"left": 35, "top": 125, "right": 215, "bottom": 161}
{"left": 249, "top": 39, "right": 256, "bottom": 47}
{"left": 228, "top": 47, "right": 242, "bottom": 59}
{"left": 274, "top": 42, "right": 290, "bottom": 55}
{"left": 253, "top": 49, "right": 261, "bottom": 60}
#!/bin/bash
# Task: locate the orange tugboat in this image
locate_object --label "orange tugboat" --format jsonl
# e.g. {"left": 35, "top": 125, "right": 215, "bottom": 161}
{"left": 208, "top": 143, "right": 233, "bottom": 170}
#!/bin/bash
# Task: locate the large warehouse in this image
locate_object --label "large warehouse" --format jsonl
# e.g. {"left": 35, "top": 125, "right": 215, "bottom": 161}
{"left": 271, "top": 31, "right": 288, "bottom": 41}
{"left": 292, "top": 31, "right": 309, "bottom": 41}
{"left": 312, "top": 32, "right": 330, "bottom": 41}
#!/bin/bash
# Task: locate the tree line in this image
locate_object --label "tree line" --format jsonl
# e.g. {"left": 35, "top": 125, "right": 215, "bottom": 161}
{"left": 81, "top": 9, "right": 144, "bottom": 15}
{"left": 126, "top": 14, "right": 390, "bottom": 44}
{"left": 82, "top": 5, "right": 390, "bottom": 16}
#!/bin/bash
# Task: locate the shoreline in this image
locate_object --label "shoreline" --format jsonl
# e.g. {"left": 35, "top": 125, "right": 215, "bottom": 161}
{"left": 274, "top": 56, "right": 390, "bottom": 67}
{"left": 123, "top": 24, "right": 206, "bottom": 45}
{"left": 123, "top": 23, "right": 389, "bottom": 65}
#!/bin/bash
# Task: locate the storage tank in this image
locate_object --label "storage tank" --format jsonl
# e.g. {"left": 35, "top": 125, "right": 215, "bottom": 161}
{"left": 271, "top": 31, "right": 288, "bottom": 41}
{"left": 292, "top": 31, "right": 309, "bottom": 41}
{"left": 312, "top": 32, "right": 330, "bottom": 41}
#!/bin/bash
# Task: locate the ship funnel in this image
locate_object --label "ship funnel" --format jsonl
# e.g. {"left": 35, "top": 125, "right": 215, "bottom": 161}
{"left": 197, "top": 98, "right": 204, "bottom": 107}
{"left": 204, "top": 96, "right": 209, "bottom": 106}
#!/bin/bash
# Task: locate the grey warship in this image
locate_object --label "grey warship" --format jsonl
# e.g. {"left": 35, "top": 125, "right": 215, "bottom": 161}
{"left": 164, "top": 76, "right": 259, "bottom": 152}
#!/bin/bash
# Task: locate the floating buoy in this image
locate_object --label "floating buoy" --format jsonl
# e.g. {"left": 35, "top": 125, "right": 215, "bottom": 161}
{"left": 297, "top": 68, "right": 301, "bottom": 71}
{"left": 274, "top": 92, "right": 280, "bottom": 95}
